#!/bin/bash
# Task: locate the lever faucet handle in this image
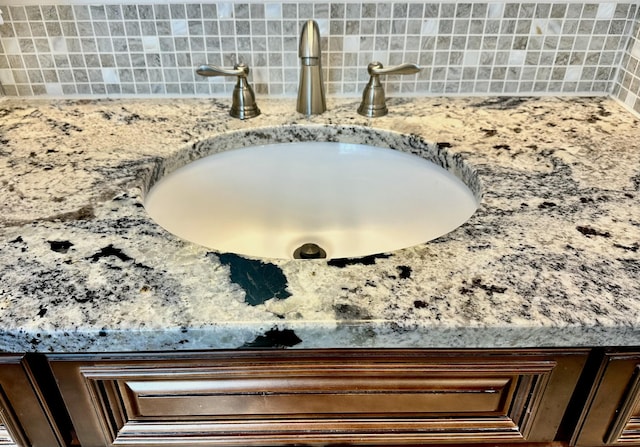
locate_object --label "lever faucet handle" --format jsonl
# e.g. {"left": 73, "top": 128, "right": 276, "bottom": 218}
{"left": 196, "top": 64, "right": 248, "bottom": 78}
{"left": 358, "top": 61, "right": 422, "bottom": 118}
{"left": 367, "top": 62, "right": 421, "bottom": 76}
{"left": 196, "top": 63, "right": 261, "bottom": 120}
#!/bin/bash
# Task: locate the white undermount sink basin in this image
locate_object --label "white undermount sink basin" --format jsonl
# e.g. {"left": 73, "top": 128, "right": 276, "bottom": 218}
{"left": 145, "top": 129, "right": 480, "bottom": 260}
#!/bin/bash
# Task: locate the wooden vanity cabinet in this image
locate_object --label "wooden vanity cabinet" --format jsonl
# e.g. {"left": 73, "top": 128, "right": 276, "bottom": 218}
{"left": 47, "top": 349, "right": 587, "bottom": 447}
{"left": 0, "top": 355, "right": 63, "bottom": 447}
{"left": 573, "top": 351, "right": 640, "bottom": 446}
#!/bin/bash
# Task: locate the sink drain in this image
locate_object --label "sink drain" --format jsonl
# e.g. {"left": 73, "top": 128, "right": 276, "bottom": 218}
{"left": 293, "top": 243, "right": 327, "bottom": 259}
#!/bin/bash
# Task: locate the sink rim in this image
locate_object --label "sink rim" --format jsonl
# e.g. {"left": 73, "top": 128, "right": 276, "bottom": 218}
{"left": 143, "top": 124, "right": 482, "bottom": 202}
{"left": 143, "top": 124, "right": 483, "bottom": 259}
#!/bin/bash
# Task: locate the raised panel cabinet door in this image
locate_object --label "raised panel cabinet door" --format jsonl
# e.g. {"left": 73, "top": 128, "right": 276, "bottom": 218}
{"left": 0, "top": 355, "right": 64, "bottom": 447}
{"left": 573, "top": 351, "right": 640, "bottom": 446}
{"left": 47, "top": 349, "right": 588, "bottom": 447}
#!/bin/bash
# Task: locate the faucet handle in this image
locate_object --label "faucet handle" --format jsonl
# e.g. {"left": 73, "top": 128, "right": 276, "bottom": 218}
{"left": 197, "top": 64, "right": 252, "bottom": 78}
{"left": 366, "top": 62, "right": 421, "bottom": 76}
{"left": 196, "top": 63, "right": 261, "bottom": 120}
{"left": 357, "top": 61, "right": 421, "bottom": 118}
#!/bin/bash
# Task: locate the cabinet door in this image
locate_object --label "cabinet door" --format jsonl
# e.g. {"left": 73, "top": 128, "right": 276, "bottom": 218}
{"left": 0, "top": 355, "right": 63, "bottom": 447}
{"left": 574, "top": 351, "right": 640, "bottom": 446}
{"left": 48, "top": 349, "right": 587, "bottom": 447}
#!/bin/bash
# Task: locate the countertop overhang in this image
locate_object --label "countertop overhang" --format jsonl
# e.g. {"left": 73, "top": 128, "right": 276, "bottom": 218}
{"left": 0, "top": 96, "right": 638, "bottom": 353}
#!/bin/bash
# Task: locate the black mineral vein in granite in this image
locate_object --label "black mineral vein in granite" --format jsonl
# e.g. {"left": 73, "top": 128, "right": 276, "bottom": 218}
{"left": 460, "top": 278, "right": 507, "bottom": 296}
{"left": 631, "top": 173, "right": 640, "bottom": 190}
{"left": 216, "top": 253, "right": 291, "bottom": 306}
{"left": 614, "top": 243, "right": 639, "bottom": 252}
{"left": 241, "top": 328, "right": 302, "bottom": 349}
{"left": 48, "top": 240, "right": 73, "bottom": 253}
{"left": 333, "top": 303, "right": 372, "bottom": 320}
{"left": 576, "top": 226, "right": 611, "bottom": 238}
{"left": 327, "top": 253, "right": 391, "bottom": 268}
{"left": 87, "top": 245, "right": 133, "bottom": 263}
{"left": 471, "top": 97, "right": 531, "bottom": 109}
{"left": 414, "top": 300, "right": 428, "bottom": 309}
{"left": 397, "top": 265, "right": 412, "bottom": 279}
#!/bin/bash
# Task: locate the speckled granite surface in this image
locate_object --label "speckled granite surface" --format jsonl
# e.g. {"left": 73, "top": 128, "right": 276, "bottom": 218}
{"left": 0, "top": 96, "right": 638, "bottom": 353}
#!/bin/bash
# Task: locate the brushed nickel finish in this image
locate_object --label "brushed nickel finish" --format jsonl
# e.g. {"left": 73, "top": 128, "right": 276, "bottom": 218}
{"left": 196, "top": 63, "right": 261, "bottom": 120}
{"left": 358, "top": 62, "right": 421, "bottom": 118}
{"left": 293, "top": 243, "right": 327, "bottom": 259}
{"left": 296, "top": 20, "right": 326, "bottom": 116}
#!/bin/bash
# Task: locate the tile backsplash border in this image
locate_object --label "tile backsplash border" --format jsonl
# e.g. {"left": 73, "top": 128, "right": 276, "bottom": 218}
{"left": 0, "top": 0, "right": 639, "bottom": 115}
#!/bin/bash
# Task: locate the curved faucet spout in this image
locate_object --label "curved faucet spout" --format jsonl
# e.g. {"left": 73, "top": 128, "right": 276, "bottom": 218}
{"left": 299, "top": 20, "right": 322, "bottom": 60}
{"left": 296, "top": 20, "right": 326, "bottom": 115}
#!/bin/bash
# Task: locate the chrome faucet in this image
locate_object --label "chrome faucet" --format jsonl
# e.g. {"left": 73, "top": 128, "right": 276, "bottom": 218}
{"left": 296, "top": 20, "right": 326, "bottom": 115}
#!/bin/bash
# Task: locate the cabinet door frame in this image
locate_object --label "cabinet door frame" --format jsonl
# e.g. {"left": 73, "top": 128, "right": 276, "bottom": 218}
{"left": 573, "top": 351, "right": 640, "bottom": 446}
{"left": 48, "top": 348, "right": 587, "bottom": 447}
{"left": 0, "top": 355, "right": 64, "bottom": 447}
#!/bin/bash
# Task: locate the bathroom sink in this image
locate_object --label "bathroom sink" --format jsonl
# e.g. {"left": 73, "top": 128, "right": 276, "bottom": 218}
{"left": 145, "top": 132, "right": 480, "bottom": 260}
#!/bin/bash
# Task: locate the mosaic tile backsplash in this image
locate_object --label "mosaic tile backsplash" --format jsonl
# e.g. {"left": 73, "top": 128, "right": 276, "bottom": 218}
{"left": 613, "top": 13, "right": 640, "bottom": 112}
{"left": 0, "top": 1, "right": 638, "bottom": 107}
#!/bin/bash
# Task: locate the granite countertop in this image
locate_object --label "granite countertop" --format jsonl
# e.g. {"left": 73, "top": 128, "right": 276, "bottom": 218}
{"left": 0, "top": 96, "right": 638, "bottom": 353}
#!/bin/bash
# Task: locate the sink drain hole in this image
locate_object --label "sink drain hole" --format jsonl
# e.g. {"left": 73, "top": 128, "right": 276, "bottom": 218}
{"left": 293, "top": 243, "right": 327, "bottom": 259}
